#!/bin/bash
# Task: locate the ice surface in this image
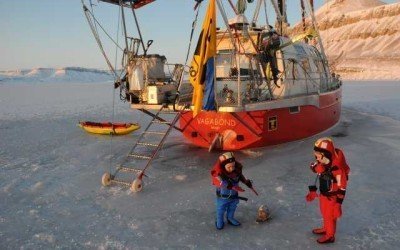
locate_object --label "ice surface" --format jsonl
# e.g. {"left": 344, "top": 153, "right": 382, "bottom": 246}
{"left": 0, "top": 81, "right": 400, "bottom": 248}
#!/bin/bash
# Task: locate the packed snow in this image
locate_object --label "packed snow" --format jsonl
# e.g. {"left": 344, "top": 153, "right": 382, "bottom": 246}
{"left": 0, "top": 80, "right": 400, "bottom": 248}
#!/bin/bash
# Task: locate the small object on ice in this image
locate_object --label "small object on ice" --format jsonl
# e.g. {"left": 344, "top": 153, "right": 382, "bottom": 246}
{"left": 256, "top": 205, "right": 270, "bottom": 223}
{"left": 101, "top": 173, "right": 112, "bottom": 187}
{"left": 174, "top": 174, "right": 187, "bottom": 181}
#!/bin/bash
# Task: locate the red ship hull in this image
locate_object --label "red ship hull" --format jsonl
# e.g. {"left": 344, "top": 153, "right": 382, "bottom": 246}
{"left": 179, "top": 88, "right": 342, "bottom": 150}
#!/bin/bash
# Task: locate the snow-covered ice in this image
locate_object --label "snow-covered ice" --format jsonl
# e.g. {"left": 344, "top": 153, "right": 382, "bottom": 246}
{"left": 0, "top": 80, "right": 400, "bottom": 248}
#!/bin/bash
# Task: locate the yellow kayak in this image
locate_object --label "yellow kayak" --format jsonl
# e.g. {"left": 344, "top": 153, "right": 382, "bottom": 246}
{"left": 78, "top": 121, "right": 140, "bottom": 135}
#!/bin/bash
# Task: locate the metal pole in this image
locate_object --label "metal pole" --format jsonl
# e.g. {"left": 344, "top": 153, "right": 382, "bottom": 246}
{"left": 81, "top": 2, "right": 117, "bottom": 77}
{"left": 119, "top": 0, "right": 129, "bottom": 56}
{"left": 129, "top": 1, "right": 146, "bottom": 55}
{"left": 263, "top": 0, "right": 270, "bottom": 28}
{"left": 216, "top": 0, "right": 241, "bottom": 107}
{"left": 216, "top": 0, "right": 238, "bottom": 52}
{"left": 227, "top": 0, "right": 239, "bottom": 15}
{"left": 304, "top": 0, "right": 330, "bottom": 79}
{"left": 251, "top": 0, "right": 263, "bottom": 26}
{"left": 270, "top": 0, "right": 283, "bottom": 22}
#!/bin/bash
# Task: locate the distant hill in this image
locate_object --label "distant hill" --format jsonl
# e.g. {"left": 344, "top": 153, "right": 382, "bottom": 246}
{"left": 291, "top": 0, "right": 400, "bottom": 80}
{"left": 0, "top": 67, "right": 113, "bottom": 84}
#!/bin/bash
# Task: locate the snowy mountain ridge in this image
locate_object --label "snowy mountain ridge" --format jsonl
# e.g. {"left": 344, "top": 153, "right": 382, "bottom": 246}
{"left": 291, "top": 0, "right": 400, "bottom": 80}
{"left": 0, "top": 67, "right": 113, "bottom": 84}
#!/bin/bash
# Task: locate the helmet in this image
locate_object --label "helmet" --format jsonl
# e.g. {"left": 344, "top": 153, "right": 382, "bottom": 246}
{"left": 219, "top": 152, "right": 235, "bottom": 166}
{"left": 314, "top": 137, "right": 335, "bottom": 161}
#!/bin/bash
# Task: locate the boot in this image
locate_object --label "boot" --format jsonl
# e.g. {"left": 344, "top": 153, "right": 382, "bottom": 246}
{"left": 317, "top": 235, "right": 335, "bottom": 244}
{"left": 216, "top": 200, "right": 226, "bottom": 230}
{"left": 227, "top": 218, "right": 241, "bottom": 226}
{"left": 215, "top": 220, "right": 224, "bottom": 230}
{"left": 226, "top": 201, "right": 241, "bottom": 226}
{"left": 312, "top": 228, "right": 326, "bottom": 235}
{"left": 216, "top": 209, "right": 225, "bottom": 230}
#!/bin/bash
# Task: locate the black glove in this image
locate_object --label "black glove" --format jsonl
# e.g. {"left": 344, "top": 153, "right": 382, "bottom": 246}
{"left": 337, "top": 189, "right": 346, "bottom": 204}
{"left": 244, "top": 179, "right": 253, "bottom": 188}
{"left": 308, "top": 185, "right": 318, "bottom": 192}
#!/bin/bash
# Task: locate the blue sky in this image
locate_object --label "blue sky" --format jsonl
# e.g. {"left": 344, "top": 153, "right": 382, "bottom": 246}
{"left": 0, "top": 0, "right": 398, "bottom": 70}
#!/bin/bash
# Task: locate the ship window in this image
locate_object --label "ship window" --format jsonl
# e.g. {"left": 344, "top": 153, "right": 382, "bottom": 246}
{"left": 237, "top": 135, "right": 244, "bottom": 141}
{"left": 289, "top": 106, "right": 300, "bottom": 114}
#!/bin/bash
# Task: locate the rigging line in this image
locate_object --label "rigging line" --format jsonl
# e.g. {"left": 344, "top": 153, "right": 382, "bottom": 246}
{"left": 184, "top": 2, "right": 202, "bottom": 66}
{"left": 120, "top": 0, "right": 130, "bottom": 58}
{"left": 84, "top": 4, "right": 125, "bottom": 52}
{"left": 89, "top": 0, "right": 99, "bottom": 34}
{"left": 216, "top": 30, "right": 228, "bottom": 48}
{"left": 216, "top": 0, "right": 238, "bottom": 53}
{"left": 109, "top": 4, "right": 123, "bottom": 175}
{"left": 251, "top": 0, "right": 263, "bottom": 25}
{"left": 263, "top": 0, "right": 270, "bottom": 27}
{"left": 234, "top": 29, "right": 246, "bottom": 53}
{"left": 229, "top": 14, "right": 274, "bottom": 99}
{"left": 295, "top": 60, "right": 322, "bottom": 90}
{"left": 300, "top": 0, "right": 307, "bottom": 33}
{"left": 227, "top": 0, "right": 239, "bottom": 15}
{"left": 82, "top": 5, "right": 117, "bottom": 77}
{"left": 303, "top": 0, "right": 329, "bottom": 76}
{"left": 129, "top": 1, "right": 146, "bottom": 55}
{"left": 114, "top": 6, "right": 122, "bottom": 82}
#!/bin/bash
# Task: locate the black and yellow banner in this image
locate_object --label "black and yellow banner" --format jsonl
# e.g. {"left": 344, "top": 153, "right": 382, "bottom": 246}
{"left": 189, "top": 0, "right": 216, "bottom": 117}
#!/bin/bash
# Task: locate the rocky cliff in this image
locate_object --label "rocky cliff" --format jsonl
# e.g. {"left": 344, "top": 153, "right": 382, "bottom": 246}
{"left": 291, "top": 0, "right": 400, "bottom": 80}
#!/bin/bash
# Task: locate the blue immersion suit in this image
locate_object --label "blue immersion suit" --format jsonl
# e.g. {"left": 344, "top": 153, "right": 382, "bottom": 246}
{"left": 211, "top": 160, "right": 251, "bottom": 230}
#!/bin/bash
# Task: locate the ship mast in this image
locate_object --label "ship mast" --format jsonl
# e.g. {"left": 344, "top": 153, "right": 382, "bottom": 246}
{"left": 303, "top": 0, "right": 330, "bottom": 79}
{"left": 269, "top": 0, "right": 289, "bottom": 35}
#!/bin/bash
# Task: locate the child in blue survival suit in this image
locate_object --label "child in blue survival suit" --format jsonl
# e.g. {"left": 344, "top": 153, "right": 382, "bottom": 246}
{"left": 211, "top": 152, "right": 253, "bottom": 230}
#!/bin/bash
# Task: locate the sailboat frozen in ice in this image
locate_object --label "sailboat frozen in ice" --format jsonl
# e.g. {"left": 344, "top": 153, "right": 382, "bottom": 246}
{"left": 83, "top": 0, "right": 342, "bottom": 151}
{"left": 81, "top": 0, "right": 342, "bottom": 191}
{"left": 178, "top": 0, "right": 343, "bottom": 151}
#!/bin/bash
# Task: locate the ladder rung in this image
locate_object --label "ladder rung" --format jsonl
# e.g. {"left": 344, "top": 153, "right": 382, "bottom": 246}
{"left": 117, "top": 166, "right": 143, "bottom": 173}
{"left": 110, "top": 178, "right": 131, "bottom": 187}
{"left": 144, "top": 131, "right": 167, "bottom": 135}
{"left": 137, "top": 142, "right": 159, "bottom": 147}
{"left": 151, "top": 120, "right": 171, "bottom": 124}
{"left": 128, "top": 153, "right": 152, "bottom": 159}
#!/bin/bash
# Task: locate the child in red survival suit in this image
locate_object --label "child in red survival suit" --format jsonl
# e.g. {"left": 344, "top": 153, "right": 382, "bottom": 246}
{"left": 306, "top": 137, "right": 350, "bottom": 244}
